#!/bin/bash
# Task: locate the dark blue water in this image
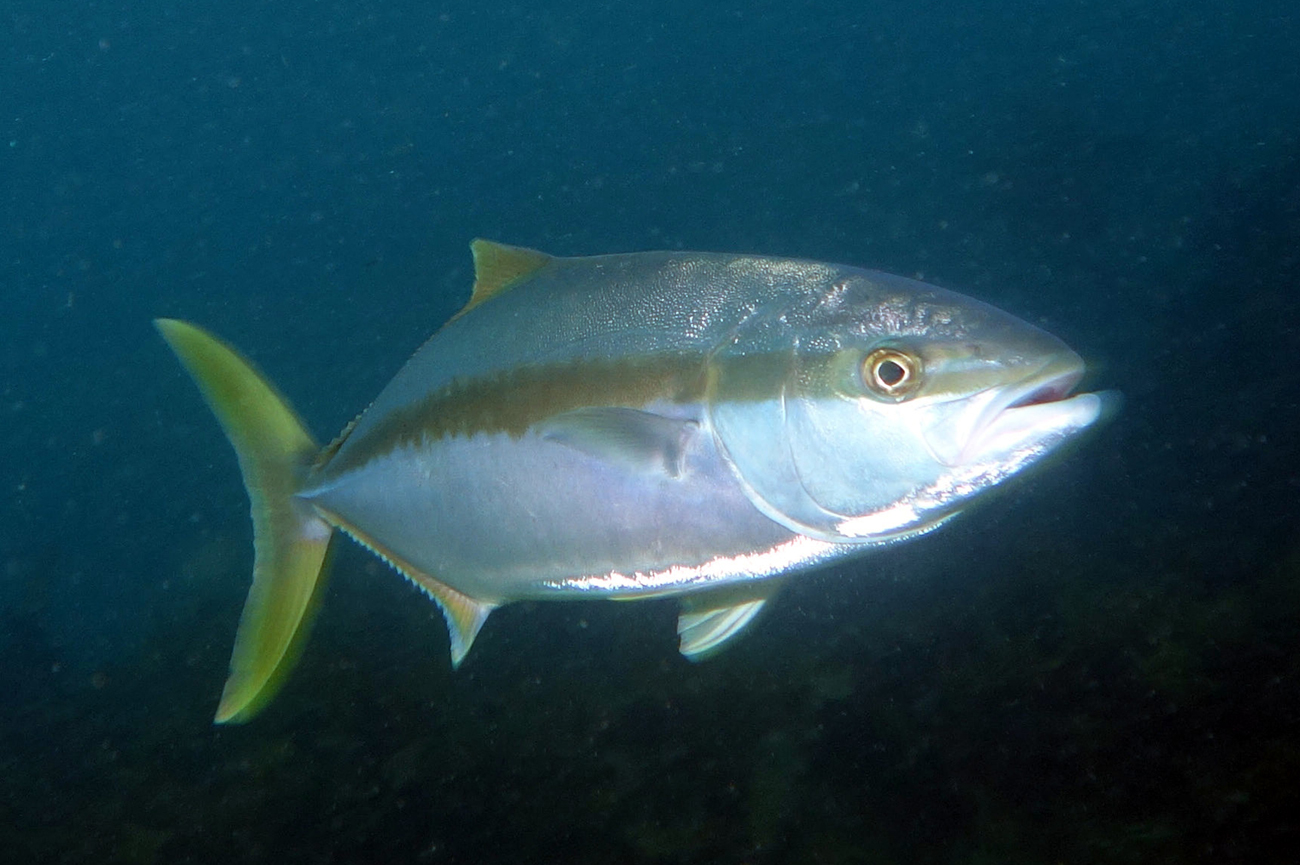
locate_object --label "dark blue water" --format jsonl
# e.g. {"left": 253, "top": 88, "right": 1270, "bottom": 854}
{"left": 3, "top": 1, "right": 1298, "bottom": 862}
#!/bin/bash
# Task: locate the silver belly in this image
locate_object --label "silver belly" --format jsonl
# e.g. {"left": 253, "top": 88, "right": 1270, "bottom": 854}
{"left": 299, "top": 422, "right": 800, "bottom": 602}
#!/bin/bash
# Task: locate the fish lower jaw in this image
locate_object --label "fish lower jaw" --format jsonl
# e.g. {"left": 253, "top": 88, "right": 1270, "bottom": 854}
{"left": 837, "top": 409, "right": 1096, "bottom": 542}
{"left": 959, "top": 391, "right": 1103, "bottom": 466}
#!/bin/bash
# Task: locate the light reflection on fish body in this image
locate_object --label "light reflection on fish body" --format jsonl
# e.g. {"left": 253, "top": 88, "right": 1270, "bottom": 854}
{"left": 157, "top": 240, "right": 1109, "bottom": 722}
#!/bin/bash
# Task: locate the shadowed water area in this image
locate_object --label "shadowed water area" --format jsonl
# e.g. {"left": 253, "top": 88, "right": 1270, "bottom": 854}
{"left": 2, "top": 0, "right": 1299, "bottom": 862}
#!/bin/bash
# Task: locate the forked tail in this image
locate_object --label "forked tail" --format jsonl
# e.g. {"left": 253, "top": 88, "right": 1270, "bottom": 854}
{"left": 156, "top": 319, "right": 334, "bottom": 723}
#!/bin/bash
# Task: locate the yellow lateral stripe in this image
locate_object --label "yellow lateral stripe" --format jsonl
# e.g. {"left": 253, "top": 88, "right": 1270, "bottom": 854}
{"left": 320, "top": 346, "right": 815, "bottom": 478}
{"left": 155, "top": 319, "right": 334, "bottom": 724}
{"left": 324, "top": 352, "right": 712, "bottom": 474}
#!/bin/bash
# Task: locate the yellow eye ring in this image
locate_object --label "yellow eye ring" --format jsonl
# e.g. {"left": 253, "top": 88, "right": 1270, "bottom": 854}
{"left": 862, "top": 348, "right": 921, "bottom": 399}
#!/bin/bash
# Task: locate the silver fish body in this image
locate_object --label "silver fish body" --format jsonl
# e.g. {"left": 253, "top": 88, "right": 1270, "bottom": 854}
{"left": 157, "top": 241, "right": 1107, "bottom": 722}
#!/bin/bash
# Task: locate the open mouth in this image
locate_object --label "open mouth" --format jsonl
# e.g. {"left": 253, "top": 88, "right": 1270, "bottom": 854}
{"left": 917, "top": 348, "right": 1110, "bottom": 470}
{"left": 1004, "top": 367, "right": 1083, "bottom": 410}
{"left": 958, "top": 360, "right": 1101, "bottom": 465}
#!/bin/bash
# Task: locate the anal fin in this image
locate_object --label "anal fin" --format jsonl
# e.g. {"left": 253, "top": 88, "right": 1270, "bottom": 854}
{"left": 324, "top": 515, "right": 496, "bottom": 667}
{"left": 677, "top": 581, "right": 783, "bottom": 660}
{"left": 404, "top": 569, "right": 496, "bottom": 668}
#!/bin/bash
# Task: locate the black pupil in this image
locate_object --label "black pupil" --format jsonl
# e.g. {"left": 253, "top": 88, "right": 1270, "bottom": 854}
{"left": 876, "top": 359, "right": 907, "bottom": 387}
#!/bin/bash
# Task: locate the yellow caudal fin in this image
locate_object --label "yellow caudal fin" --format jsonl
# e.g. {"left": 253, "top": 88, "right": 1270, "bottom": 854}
{"left": 156, "top": 319, "right": 334, "bottom": 724}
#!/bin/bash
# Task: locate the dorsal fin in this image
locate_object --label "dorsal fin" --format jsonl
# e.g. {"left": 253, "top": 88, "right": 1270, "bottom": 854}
{"left": 452, "top": 239, "right": 552, "bottom": 321}
{"left": 313, "top": 413, "right": 362, "bottom": 471}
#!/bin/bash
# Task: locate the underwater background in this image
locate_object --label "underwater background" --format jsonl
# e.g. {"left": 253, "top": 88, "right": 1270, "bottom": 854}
{"left": 3, "top": 0, "right": 1299, "bottom": 862}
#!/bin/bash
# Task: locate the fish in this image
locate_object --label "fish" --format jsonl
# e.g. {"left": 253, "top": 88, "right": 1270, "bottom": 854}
{"left": 157, "top": 240, "right": 1109, "bottom": 723}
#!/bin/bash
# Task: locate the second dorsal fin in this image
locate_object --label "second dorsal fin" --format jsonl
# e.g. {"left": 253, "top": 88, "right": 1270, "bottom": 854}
{"left": 452, "top": 239, "right": 553, "bottom": 321}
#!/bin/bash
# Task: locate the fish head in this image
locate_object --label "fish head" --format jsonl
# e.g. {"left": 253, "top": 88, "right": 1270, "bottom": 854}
{"left": 707, "top": 266, "right": 1110, "bottom": 544}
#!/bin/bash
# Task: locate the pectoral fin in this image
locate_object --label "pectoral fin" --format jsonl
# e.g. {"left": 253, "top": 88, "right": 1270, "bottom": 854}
{"left": 539, "top": 407, "right": 698, "bottom": 477}
{"left": 677, "top": 582, "right": 783, "bottom": 659}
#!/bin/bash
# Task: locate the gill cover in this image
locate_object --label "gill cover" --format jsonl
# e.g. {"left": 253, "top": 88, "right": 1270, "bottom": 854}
{"left": 705, "top": 300, "right": 917, "bottom": 543}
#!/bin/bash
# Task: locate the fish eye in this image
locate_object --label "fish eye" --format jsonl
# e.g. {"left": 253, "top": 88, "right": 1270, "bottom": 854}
{"left": 862, "top": 348, "right": 921, "bottom": 399}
